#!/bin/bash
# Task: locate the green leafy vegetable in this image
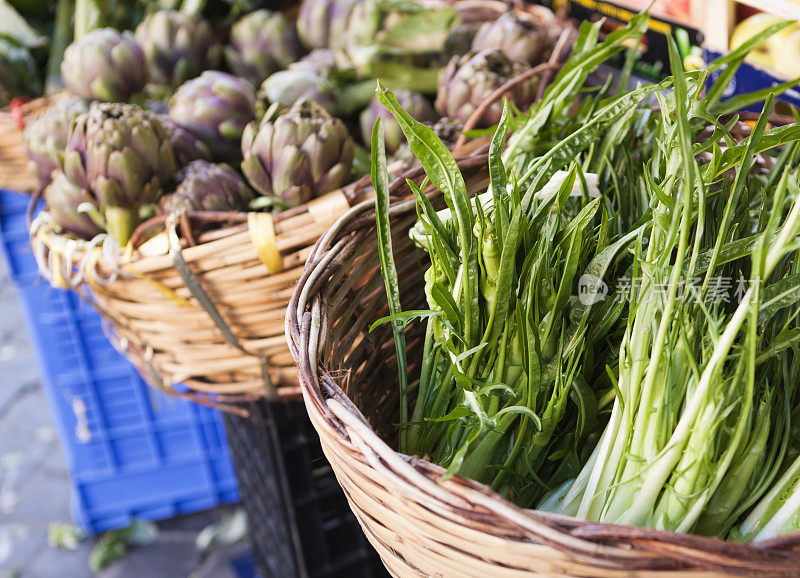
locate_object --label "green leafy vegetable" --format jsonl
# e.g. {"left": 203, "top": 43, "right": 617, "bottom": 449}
{"left": 370, "top": 10, "right": 800, "bottom": 540}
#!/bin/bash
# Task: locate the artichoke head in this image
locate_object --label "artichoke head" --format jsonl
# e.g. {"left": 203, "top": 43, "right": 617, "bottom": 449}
{"left": 61, "top": 28, "right": 147, "bottom": 102}
{"left": 435, "top": 49, "right": 536, "bottom": 127}
{"left": 359, "top": 90, "right": 435, "bottom": 153}
{"left": 44, "top": 170, "right": 104, "bottom": 240}
{"left": 24, "top": 96, "right": 89, "bottom": 188}
{"left": 241, "top": 100, "right": 354, "bottom": 207}
{"left": 63, "top": 102, "right": 177, "bottom": 246}
{"left": 297, "top": 0, "right": 357, "bottom": 49}
{"left": 169, "top": 71, "right": 257, "bottom": 163}
{"left": 225, "top": 10, "right": 304, "bottom": 86}
{"left": 135, "top": 10, "right": 222, "bottom": 89}
{"left": 472, "top": 11, "right": 558, "bottom": 66}
{"left": 160, "top": 160, "right": 255, "bottom": 214}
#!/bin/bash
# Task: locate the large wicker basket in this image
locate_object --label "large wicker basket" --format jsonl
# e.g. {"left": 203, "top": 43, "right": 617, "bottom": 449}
{"left": 285, "top": 157, "right": 800, "bottom": 576}
{"left": 0, "top": 96, "right": 55, "bottom": 193}
{"left": 29, "top": 181, "right": 378, "bottom": 405}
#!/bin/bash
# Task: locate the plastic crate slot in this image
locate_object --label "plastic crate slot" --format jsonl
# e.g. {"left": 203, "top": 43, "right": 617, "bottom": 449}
{"left": 224, "top": 400, "right": 388, "bottom": 578}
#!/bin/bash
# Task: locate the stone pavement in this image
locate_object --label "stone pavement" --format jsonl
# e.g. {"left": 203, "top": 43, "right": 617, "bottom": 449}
{"left": 0, "top": 256, "right": 253, "bottom": 578}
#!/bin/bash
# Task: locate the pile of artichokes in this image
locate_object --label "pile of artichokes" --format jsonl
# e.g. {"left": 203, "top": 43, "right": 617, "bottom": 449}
{"left": 22, "top": 0, "right": 564, "bottom": 247}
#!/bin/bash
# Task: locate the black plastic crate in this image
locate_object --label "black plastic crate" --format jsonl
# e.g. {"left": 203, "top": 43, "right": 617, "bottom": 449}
{"left": 224, "top": 400, "right": 388, "bottom": 578}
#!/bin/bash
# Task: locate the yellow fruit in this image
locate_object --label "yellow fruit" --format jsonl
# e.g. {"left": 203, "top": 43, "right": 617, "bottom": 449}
{"left": 769, "top": 26, "right": 800, "bottom": 78}
{"left": 730, "top": 13, "right": 800, "bottom": 78}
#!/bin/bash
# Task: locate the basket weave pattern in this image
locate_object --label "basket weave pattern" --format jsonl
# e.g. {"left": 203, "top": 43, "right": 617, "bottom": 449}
{"left": 286, "top": 162, "right": 800, "bottom": 577}
{"left": 31, "top": 186, "right": 364, "bottom": 402}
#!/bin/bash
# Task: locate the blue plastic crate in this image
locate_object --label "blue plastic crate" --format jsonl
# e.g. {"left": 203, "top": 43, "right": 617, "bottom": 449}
{"left": 0, "top": 189, "right": 239, "bottom": 533}
{"left": 704, "top": 48, "right": 800, "bottom": 112}
{"left": 0, "top": 190, "right": 39, "bottom": 285}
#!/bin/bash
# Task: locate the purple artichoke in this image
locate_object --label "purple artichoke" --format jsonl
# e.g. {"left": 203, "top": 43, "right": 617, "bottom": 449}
{"left": 62, "top": 102, "right": 177, "bottom": 246}
{"left": 160, "top": 160, "right": 255, "bottom": 214}
{"left": 225, "top": 10, "right": 304, "bottom": 86}
{"left": 134, "top": 10, "right": 222, "bottom": 88}
{"left": 360, "top": 90, "right": 436, "bottom": 153}
{"left": 61, "top": 28, "right": 147, "bottom": 102}
{"left": 169, "top": 71, "right": 257, "bottom": 163}
{"left": 435, "top": 50, "right": 536, "bottom": 127}
{"left": 44, "top": 170, "right": 104, "bottom": 240}
{"left": 472, "top": 12, "right": 557, "bottom": 66}
{"left": 260, "top": 49, "right": 345, "bottom": 115}
{"left": 241, "top": 100, "right": 354, "bottom": 207}
{"left": 158, "top": 115, "right": 212, "bottom": 166}
{"left": 23, "top": 96, "right": 89, "bottom": 188}
{"left": 297, "top": 0, "right": 357, "bottom": 49}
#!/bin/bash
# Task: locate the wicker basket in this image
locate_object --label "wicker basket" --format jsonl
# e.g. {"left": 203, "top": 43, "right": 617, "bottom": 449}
{"left": 29, "top": 180, "right": 380, "bottom": 404}
{"left": 0, "top": 96, "right": 55, "bottom": 193}
{"left": 285, "top": 158, "right": 800, "bottom": 577}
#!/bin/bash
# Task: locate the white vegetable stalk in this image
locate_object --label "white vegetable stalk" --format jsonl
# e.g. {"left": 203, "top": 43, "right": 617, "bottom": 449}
{"left": 735, "top": 453, "right": 800, "bottom": 541}
{"left": 544, "top": 91, "right": 800, "bottom": 536}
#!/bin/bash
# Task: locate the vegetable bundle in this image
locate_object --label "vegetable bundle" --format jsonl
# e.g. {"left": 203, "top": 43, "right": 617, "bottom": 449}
{"left": 372, "top": 13, "right": 800, "bottom": 540}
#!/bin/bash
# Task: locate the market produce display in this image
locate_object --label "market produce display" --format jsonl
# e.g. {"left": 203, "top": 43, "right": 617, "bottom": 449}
{"left": 3, "top": 0, "right": 800, "bottom": 574}
{"left": 0, "top": 0, "right": 299, "bottom": 106}
{"left": 371, "top": 13, "right": 800, "bottom": 542}
{"left": 21, "top": 0, "right": 568, "bottom": 405}
{"left": 23, "top": 0, "right": 564, "bottom": 249}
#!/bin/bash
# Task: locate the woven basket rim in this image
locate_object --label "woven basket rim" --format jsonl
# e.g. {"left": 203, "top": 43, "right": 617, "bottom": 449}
{"left": 285, "top": 157, "right": 800, "bottom": 577}
{"left": 29, "top": 176, "right": 371, "bottom": 277}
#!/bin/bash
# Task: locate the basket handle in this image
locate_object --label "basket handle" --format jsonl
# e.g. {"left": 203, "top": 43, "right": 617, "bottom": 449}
{"left": 167, "top": 219, "right": 279, "bottom": 401}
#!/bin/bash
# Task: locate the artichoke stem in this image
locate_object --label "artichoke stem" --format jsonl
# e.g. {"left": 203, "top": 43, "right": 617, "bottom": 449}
{"left": 105, "top": 206, "right": 139, "bottom": 247}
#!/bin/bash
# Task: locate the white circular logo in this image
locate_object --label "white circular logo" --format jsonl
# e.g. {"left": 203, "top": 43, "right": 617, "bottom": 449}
{"left": 578, "top": 274, "right": 608, "bottom": 306}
